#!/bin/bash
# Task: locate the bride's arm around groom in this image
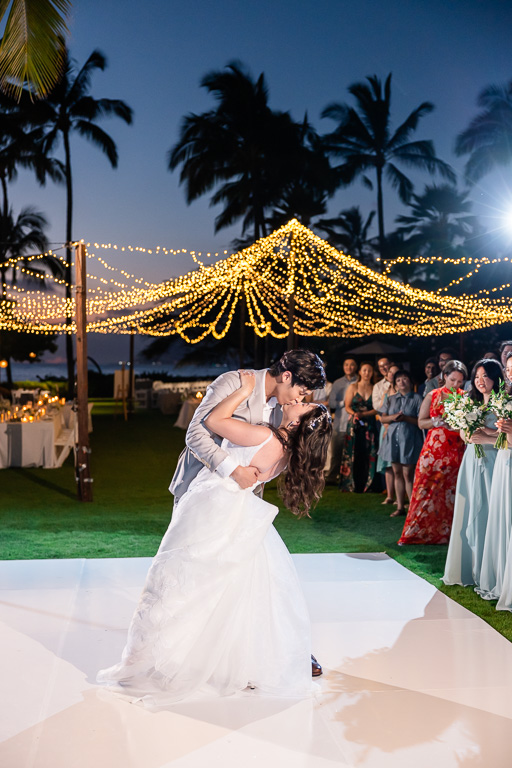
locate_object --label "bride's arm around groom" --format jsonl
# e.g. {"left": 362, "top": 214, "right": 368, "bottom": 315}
{"left": 169, "top": 368, "right": 268, "bottom": 502}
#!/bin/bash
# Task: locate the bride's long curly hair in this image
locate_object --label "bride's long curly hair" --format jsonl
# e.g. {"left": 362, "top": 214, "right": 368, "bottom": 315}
{"left": 271, "top": 404, "right": 332, "bottom": 518}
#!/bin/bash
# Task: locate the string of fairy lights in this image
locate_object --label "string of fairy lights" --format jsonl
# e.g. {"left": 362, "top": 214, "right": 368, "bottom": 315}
{"left": 1, "top": 219, "right": 512, "bottom": 342}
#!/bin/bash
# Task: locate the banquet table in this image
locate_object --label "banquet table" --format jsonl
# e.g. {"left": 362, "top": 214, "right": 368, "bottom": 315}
{"left": 0, "top": 411, "right": 63, "bottom": 469}
{"left": 174, "top": 397, "right": 201, "bottom": 429}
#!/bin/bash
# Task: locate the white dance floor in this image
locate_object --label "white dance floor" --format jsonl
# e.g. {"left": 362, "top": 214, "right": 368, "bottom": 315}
{"left": 2, "top": 553, "right": 512, "bottom": 767}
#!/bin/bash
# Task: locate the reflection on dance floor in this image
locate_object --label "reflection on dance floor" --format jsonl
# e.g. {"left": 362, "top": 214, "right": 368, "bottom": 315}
{"left": 1, "top": 553, "right": 512, "bottom": 767}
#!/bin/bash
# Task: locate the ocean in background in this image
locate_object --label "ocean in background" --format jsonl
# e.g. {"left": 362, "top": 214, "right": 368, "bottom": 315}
{"left": 10, "top": 360, "right": 232, "bottom": 382}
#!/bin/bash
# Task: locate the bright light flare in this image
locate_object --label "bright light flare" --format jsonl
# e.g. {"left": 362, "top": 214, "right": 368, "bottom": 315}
{"left": 503, "top": 207, "right": 512, "bottom": 236}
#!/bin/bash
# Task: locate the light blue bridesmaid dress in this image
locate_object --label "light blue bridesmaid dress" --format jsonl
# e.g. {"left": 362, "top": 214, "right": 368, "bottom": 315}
{"left": 476, "top": 440, "right": 512, "bottom": 601}
{"left": 443, "top": 412, "right": 497, "bottom": 587}
{"left": 495, "top": 450, "right": 512, "bottom": 611}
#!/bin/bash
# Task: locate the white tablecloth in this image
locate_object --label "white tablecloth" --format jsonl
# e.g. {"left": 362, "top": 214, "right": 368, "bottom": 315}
{"left": 0, "top": 412, "right": 61, "bottom": 469}
{"left": 174, "top": 398, "right": 201, "bottom": 429}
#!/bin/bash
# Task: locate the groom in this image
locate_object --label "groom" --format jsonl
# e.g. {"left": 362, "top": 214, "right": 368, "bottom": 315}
{"left": 169, "top": 348, "right": 326, "bottom": 677}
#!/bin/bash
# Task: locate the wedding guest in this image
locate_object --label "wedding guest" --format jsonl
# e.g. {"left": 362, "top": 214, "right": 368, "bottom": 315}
{"left": 443, "top": 359, "right": 502, "bottom": 587}
{"left": 506, "top": 353, "right": 512, "bottom": 388}
{"left": 494, "top": 416, "right": 512, "bottom": 611}
{"left": 325, "top": 359, "right": 358, "bottom": 484}
{"left": 477, "top": 353, "right": 512, "bottom": 601}
{"left": 371, "top": 357, "right": 391, "bottom": 412}
{"left": 418, "top": 357, "right": 439, "bottom": 398}
{"left": 339, "top": 362, "right": 378, "bottom": 493}
{"left": 376, "top": 363, "right": 399, "bottom": 506}
{"left": 478, "top": 414, "right": 512, "bottom": 603}
{"left": 398, "top": 360, "right": 467, "bottom": 545}
{"left": 307, "top": 379, "right": 332, "bottom": 406}
{"left": 500, "top": 340, "right": 512, "bottom": 385}
{"left": 379, "top": 370, "right": 423, "bottom": 518}
{"left": 423, "top": 348, "right": 455, "bottom": 396}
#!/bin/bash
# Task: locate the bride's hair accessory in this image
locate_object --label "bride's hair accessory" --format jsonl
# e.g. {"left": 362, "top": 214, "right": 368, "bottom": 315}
{"left": 306, "top": 404, "right": 331, "bottom": 431}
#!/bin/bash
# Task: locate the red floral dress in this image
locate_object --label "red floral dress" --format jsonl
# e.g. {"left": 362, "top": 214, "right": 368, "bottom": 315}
{"left": 398, "top": 387, "right": 465, "bottom": 545}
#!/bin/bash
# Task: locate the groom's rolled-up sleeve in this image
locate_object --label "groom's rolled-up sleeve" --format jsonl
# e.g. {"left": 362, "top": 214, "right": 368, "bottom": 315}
{"left": 185, "top": 371, "right": 241, "bottom": 475}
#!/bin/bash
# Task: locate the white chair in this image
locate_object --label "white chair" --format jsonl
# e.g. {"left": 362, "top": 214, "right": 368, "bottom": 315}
{"left": 54, "top": 425, "right": 76, "bottom": 468}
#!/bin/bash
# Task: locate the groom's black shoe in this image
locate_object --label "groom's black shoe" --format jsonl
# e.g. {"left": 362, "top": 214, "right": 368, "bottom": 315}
{"left": 311, "top": 654, "right": 322, "bottom": 677}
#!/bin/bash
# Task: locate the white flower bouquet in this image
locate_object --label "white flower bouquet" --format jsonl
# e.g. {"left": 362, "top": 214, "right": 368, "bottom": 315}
{"left": 488, "top": 382, "right": 512, "bottom": 449}
{"left": 442, "top": 390, "right": 488, "bottom": 458}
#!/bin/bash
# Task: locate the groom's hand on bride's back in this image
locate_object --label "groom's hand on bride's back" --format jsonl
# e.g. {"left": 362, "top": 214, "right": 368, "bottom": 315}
{"left": 230, "top": 465, "right": 260, "bottom": 489}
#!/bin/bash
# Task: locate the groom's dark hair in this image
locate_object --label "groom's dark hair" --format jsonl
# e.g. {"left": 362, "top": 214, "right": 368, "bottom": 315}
{"left": 268, "top": 349, "right": 326, "bottom": 390}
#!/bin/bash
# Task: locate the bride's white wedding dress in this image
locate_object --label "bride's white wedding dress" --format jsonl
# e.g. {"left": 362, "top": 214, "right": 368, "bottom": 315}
{"left": 97, "top": 432, "right": 312, "bottom": 706}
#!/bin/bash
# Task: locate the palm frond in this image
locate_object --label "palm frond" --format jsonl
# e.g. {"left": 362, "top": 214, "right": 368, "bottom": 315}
{"left": 73, "top": 119, "right": 118, "bottom": 166}
{"left": 0, "top": 0, "right": 70, "bottom": 100}
{"left": 385, "top": 163, "right": 414, "bottom": 203}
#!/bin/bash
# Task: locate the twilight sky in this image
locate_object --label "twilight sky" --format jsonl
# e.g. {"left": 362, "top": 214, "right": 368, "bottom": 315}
{"left": 8, "top": 0, "right": 512, "bottom": 362}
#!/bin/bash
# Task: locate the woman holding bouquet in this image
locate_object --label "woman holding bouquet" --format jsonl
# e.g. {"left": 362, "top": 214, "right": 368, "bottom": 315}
{"left": 398, "top": 360, "right": 467, "bottom": 545}
{"left": 477, "top": 357, "right": 512, "bottom": 602}
{"left": 443, "top": 360, "right": 502, "bottom": 587}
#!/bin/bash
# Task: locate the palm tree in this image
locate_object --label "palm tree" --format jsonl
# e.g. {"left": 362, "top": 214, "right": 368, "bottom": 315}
{"left": 267, "top": 116, "right": 337, "bottom": 231}
{"left": 0, "top": 91, "right": 64, "bottom": 217}
{"left": 0, "top": 205, "right": 60, "bottom": 387}
{"left": 0, "top": 0, "right": 71, "bottom": 99}
{"left": 455, "top": 80, "right": 512, "bottom": 183}
{"left": 169, "top": 61, "right": 309, "bottom": 242}
{"left": 316, "top": 206, "right": 376, "bottom": 265}
{"left": 37, "top": 48, "right": 133, "bottom": 396}
{"left": 321, "top": 73, "right": 455, "bottom": 259}
{"left": 394, "top": 183, "right": 476, "bottom": 288}
{"left": 0, "top": 206, "right": 52, "bottom": 294}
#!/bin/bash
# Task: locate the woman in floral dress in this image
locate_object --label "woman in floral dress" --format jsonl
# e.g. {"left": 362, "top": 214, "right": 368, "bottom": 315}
{"left": 339, "top": 362, "right": 378, "bottom": 493}
{"left": 398, "top": 360, "right": 467, "bottom": 545}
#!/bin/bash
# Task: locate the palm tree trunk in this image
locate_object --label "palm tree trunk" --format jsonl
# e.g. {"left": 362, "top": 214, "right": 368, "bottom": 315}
{"left": 64, "top": 128, "right": 75, "bottom": 399}
{"left": 376, "top": 164, "right": 386, "bottom": 263}
{"left": 1, "top": 173, "right": 8, "bottom": 217}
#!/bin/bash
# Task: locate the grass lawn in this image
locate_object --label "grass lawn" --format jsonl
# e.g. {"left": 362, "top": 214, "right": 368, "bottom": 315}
{"left": 2, "top": 403, "right": 512, "bottom": 642}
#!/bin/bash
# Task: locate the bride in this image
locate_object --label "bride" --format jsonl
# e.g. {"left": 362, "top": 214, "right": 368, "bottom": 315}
{"left": 97, "top": 370, "right": 332, "bottom": 706}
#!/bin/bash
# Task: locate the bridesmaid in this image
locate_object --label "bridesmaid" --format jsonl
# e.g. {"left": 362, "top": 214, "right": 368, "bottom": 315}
{"left": 478, "top": 353, "right": 512, "bottom": 601}
{"left": 443, "top": 359, "right": 502, "bottom": 587}
{"left": 495, "top": 417, "right": 512, "bottom": 611}
{"left": 339, "top": 362, "right": 378, "bottom": 493}
{"left": 398, "top": 360, "right": 467, "bottom": 545}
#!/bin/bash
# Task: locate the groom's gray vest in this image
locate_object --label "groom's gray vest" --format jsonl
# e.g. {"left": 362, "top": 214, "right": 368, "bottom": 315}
{"left": 169, "top": 368, "right": 282, "bottom": 503}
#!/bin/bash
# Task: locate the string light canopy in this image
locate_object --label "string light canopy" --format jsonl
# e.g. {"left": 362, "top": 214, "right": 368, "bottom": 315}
{"left": 1, "top": 219, "right": 512, "bottom": 342}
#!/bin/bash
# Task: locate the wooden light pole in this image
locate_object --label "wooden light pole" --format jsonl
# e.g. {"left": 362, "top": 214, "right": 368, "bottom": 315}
{"left": 128, "top": 328, "right": 135, "bottom": 416}
{"left": 75, "top": 242, "right": 93, "bottom": 502}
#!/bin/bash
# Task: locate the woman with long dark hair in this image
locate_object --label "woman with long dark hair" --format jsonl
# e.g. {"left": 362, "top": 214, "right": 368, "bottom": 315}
{"left": 98, "top": 371, "right": 331, "bottom": 706}
{"left": 443, "top": 359, "right": 502, "bottom": 587}
{"left": 478, "top": 353, "right": 512, "bottom": 602}
{"left": 339, "top": 361, "right": 378, "bottom": 492}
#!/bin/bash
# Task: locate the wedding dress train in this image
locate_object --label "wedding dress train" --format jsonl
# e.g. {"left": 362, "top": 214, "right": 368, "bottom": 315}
{"left": 97, "top": 434, "right": 312, "bottom": 706}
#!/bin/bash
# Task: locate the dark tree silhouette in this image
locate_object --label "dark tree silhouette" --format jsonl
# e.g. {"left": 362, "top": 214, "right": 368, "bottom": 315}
{"left": 37, "top": 49, "right": 133, "bottom": 396}
{"left": 456, "top": 80, "right": 512, "bottom": 183}
{"left": 0, "top": 91, "right": 64, "bottom": 217}
{"left": 267, "top": 116, "right": 337, "bottom": 231}
{"left": 169, "top": 61, "right": 321, "bottom": 242}
{"left": 0, "top": 206, "right": 62, "bottom": 387}
{"left": 391, "top": 183, "right": 476, "bottom": 288}
{"left": 316, "top": 206, "right": 376, "bottom": 265}
{"left": 321, "top": 73, "right": 455, "bottom": 259}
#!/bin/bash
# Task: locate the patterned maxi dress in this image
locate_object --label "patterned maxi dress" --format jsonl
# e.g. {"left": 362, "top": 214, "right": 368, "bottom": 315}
{"left": 398, "top": 387, "right": 465, "bottom": 545}
{"left": 339, "top": 392, "right": 378, "bottom": 493}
